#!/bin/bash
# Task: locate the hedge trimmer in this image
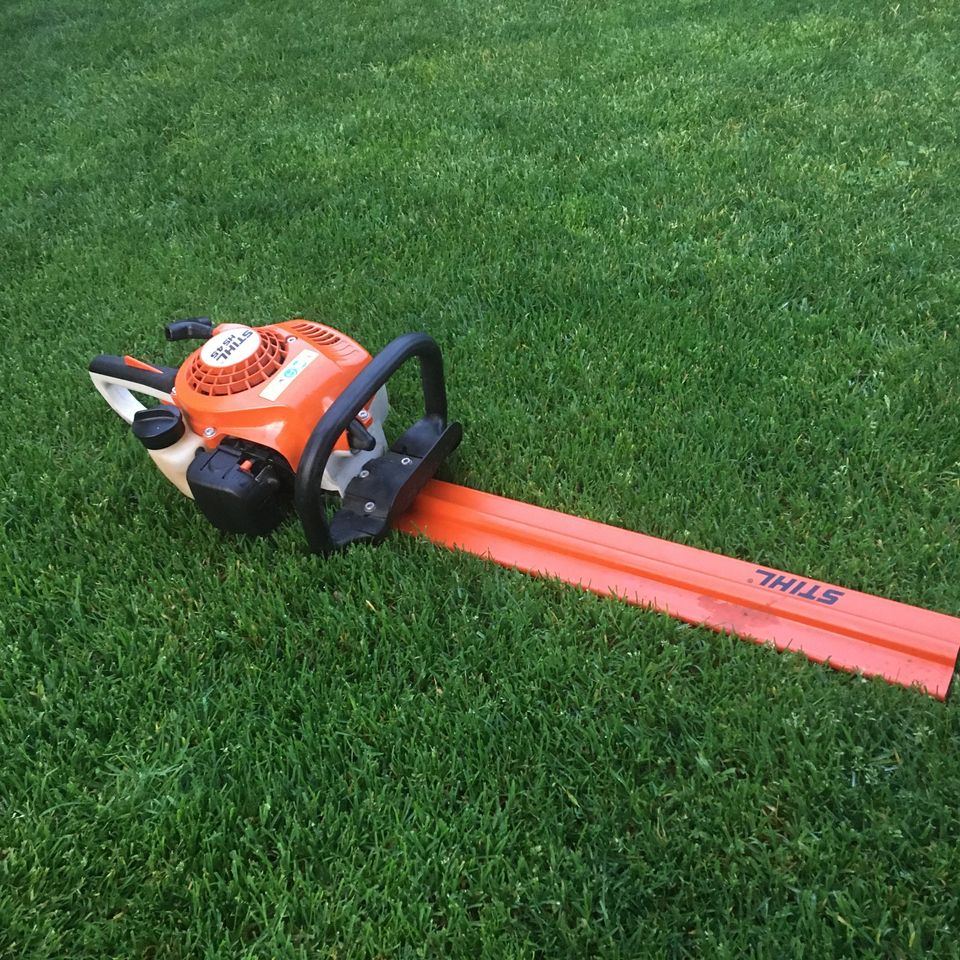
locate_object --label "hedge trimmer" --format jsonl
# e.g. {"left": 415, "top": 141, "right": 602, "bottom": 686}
{"left": 90, "top": 317, "right": 960, "bottom": 698}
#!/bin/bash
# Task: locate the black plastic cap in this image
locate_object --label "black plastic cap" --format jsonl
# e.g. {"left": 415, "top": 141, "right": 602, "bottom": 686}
{"left": 132, "top": 406, "right": 186, "bottom": 450}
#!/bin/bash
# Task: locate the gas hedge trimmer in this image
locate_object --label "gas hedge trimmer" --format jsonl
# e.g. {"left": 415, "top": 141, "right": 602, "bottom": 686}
{"left": 90, "top": 317, "right": 960, "bottom": 698}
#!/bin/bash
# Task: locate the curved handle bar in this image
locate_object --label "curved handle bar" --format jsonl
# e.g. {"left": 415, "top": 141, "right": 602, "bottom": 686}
{"left": 89, "top": 355, "right": 179, "bottom": 424}
{"left": 294, "top": 332, "right": 451, "bottom": 554}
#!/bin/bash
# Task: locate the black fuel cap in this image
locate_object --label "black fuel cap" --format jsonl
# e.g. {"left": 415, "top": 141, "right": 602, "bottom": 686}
{"left": 132, "top": 406, "right": 186, "bottom": 450}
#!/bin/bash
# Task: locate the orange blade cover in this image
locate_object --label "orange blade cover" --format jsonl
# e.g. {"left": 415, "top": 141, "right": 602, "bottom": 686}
{"left": 397, "top": 481, "right": 960, "bottom": 699}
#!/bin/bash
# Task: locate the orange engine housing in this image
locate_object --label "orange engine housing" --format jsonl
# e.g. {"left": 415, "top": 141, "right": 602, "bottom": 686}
{"left": 174, "top": 319, "right": 376, "bottom": 469}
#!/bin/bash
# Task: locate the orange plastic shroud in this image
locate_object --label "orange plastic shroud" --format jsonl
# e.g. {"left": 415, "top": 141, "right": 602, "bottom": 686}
{"left": 397, "top": 481, "right": 960, "bottom": 699}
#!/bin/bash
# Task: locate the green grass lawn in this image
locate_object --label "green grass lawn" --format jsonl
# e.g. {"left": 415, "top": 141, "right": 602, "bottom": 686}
{"left": 3, "top": 0, "right": 960, "bottom": 955}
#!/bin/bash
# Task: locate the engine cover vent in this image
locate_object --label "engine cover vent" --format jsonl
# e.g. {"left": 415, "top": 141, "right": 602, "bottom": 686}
{"left": 286, "top": 320, "right": 342, "bottom": 348}
{"left": 183, "top": 326, "right": 288, "bottom": 396}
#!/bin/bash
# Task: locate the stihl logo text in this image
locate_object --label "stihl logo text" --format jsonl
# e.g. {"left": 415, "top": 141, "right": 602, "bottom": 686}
{"left": 209, "top": 329, "right": 254, "bottom": 363}
{"left": 754, "top": 569, "right": 844, "bottom": 606}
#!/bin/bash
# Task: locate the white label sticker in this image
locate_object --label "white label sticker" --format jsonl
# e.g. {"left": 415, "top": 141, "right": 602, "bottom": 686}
{"left": 260, "top": 349, "right": 320, "bottom": 401}
{"left": 200, "top": 328, "right": 260, "bottom": 367}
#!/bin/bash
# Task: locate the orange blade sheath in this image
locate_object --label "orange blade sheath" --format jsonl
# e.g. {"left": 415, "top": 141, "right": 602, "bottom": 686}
{"left": 397, "top": 481, "right": 960, "bottom": 699}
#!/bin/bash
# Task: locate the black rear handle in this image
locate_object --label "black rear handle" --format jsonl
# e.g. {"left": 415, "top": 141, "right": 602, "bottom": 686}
{"left": 89, "top": 354, "right": 179, "bottom": 395}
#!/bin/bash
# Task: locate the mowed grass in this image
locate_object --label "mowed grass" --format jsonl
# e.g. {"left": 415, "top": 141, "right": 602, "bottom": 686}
{"left": 2, "top": 0, "right": 960, "bottom": 955}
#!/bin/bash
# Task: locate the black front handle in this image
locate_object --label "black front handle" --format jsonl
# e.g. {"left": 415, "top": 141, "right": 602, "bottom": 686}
{"left": 294, "top": 332, "right": 459, "bottom": 555}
